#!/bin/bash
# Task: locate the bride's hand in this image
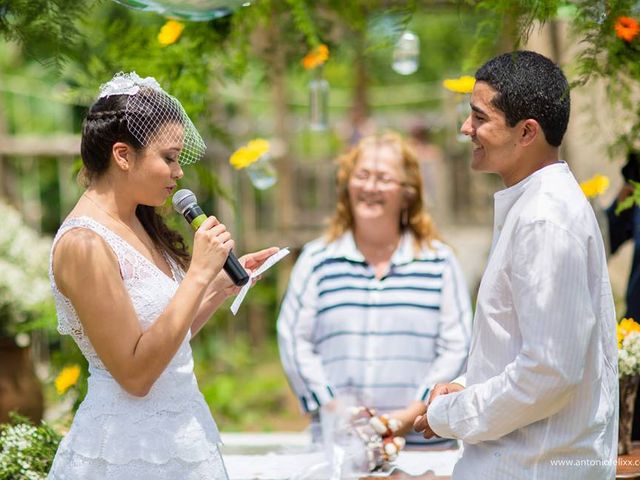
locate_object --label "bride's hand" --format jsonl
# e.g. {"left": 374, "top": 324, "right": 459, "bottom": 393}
{"left": 211, "top": 247, "right": 280, "bottom": 297}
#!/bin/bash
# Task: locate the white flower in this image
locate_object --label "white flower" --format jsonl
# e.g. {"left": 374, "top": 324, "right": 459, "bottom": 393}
{"left": 620, "top": 332, "right": 640, "bottom": 378}
{"left": 98, "top": 71, "right": 162, "bottom": 99}
{"left": 0, "top": 200, "right": 52, "bottom": 327}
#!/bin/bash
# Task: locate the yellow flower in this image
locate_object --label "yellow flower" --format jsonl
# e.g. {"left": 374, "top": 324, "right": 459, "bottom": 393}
{"left": 580, "top": 174, "right": 610, "bottom": 198}
{"left": 229, "top": 139, "right": 270, "bottom": 170}
{"left": 443, "top": 75, "right": 476, "bottom": 94}
{"left": 158, "top": 20, "right": 185, "bottom": 46}
{"left": 302, "top": 44, "right": 330, "bottom": 70}
{"left": 55, "top": 365, "right": 81, "bottom": 395}
{"left": 618, "top": 318, "right": 640, "bottom": 348}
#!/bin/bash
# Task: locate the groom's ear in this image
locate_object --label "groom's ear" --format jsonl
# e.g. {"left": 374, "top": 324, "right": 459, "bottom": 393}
{"left": 519, "top": 119, "right": 540, "bottom": 147}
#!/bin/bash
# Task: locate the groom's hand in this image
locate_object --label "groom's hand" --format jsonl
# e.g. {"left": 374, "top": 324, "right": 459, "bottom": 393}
{"left": 427, "top": 382, "right": 465, "bottom": 408}
{"left": 413, "top": 382, "right": 465, "bottom": 439}
{"left": 413, "top": 410, "right": 437, "bottom": 439}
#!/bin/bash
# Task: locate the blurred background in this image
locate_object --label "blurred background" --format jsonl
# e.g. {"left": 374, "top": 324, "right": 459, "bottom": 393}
{"left": 0, "top": 0, "right": 637, "bottom": 436}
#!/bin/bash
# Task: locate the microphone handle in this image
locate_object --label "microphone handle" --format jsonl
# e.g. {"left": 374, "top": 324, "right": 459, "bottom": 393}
{"left": 224, "top": 252, "right": 250, "bottom": 287}
{"left": 183, "top": 204, "right": 250, "bottom": 286}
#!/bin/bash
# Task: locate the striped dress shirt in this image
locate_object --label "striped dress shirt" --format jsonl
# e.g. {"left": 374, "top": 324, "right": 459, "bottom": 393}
{"left": 277, "top": 231, "right": 472, "bottom": 442}
{"left": 427, "top": 162, "right": 618, "bottom": 479}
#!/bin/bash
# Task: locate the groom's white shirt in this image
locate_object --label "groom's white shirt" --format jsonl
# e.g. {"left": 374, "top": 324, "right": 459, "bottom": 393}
{"left": 428, "top": 162, "right": 618, "bottom": 479}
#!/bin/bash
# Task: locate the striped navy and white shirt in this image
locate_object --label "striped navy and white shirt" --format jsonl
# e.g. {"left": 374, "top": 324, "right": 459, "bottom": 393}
{"left": 277, "top": 231, "right": 472, "bottom": 441}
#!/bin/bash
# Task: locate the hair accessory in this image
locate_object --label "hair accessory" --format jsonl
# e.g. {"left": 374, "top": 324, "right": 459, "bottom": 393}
{"left": 95, "top": 72, "right": 205, "bottom": 165}
{"left": 98, "top": 72, "right": 162, "bottom": 98}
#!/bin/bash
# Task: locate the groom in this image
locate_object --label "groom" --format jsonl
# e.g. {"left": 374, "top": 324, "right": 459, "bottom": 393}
{"left": 414, "top": 51, "right": 618, "bottom": 479}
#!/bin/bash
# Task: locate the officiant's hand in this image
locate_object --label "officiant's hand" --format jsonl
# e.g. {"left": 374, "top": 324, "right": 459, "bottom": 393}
{"left": 389, "top": 400, "right": 426, "bottom": 437}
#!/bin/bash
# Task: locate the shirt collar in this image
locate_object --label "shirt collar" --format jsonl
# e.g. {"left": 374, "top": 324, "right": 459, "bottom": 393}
{"left": 493, "top": 161, "right": 568, "bottom": 226}
{"left": 325, "top": 230, "right": 417, "bottom": 265}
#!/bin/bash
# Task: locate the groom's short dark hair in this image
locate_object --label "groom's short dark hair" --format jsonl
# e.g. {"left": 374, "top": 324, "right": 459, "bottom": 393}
{"left": 475, "top": 51, "right": 570, "bottom": 147}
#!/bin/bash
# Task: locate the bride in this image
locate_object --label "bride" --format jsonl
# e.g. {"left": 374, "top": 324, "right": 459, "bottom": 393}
{"left": 47, "top": 72, "right": 276, "bottom": 479}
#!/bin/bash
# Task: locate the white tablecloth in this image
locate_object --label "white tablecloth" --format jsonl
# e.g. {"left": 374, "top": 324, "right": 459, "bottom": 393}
{"left": 220, "top": 432, "right": 460, "bottom": 479}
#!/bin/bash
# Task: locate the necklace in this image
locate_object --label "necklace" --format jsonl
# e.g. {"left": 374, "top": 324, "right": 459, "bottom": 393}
{"left": 82, "top": 192, "right": 163, "bottom": 264}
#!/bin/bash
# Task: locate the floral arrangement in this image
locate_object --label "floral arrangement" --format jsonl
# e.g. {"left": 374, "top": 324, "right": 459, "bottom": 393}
{"left": 229, "top": 138, "right": 271, "bottom": 170}
{"left": 0, "top": 413, "right": 61, "bottom": 480}
{"left": 302, "top": 44, "right": 329, "bottom": 70}
{"left": 157, "top": 20, "right": 185, "bottom": 46}
{"left": 618, "top": 318, "right": 640, "bottom": 378}
{"left": 442, "top": 75, "right": 475, "bottom": 94}
{"left": 579, "top": 174, "right": 610, "bottom": 198}
{"left": 0, "top": 200, "right": 53, "bottom": 342}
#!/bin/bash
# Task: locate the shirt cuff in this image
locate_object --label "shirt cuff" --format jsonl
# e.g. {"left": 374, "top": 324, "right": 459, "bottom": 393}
{"left": 418, "top": 386, "right": 431, "bottom": 401}
{"left": 427, "top": 394, "right": 458, "bottom": 439}
{"left": 452, "top": 374, "right": 466, "bottom": 388}
{"left": 300, "top": 385, "right": 335, "bottom": 412}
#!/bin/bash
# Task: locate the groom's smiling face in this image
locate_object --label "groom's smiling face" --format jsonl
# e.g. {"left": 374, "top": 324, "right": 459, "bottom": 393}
{"left": 460, "top": 81, "right": 523, "bottom": 182}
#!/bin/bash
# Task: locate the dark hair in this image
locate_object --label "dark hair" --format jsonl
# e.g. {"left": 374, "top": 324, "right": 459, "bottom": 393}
{"left": 475, "top": 50, "right": 570, "bottom": 147}
{"left": 80, "top": 91, "right": 190, "bottom": 269}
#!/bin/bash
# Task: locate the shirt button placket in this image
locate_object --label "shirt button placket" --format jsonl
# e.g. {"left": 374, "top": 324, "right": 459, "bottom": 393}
{"left": 364, "top": 273, "right": 379, "bottom": 397}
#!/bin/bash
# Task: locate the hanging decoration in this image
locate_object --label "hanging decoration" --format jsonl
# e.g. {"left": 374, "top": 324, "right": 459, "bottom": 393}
{"left": 391, "top": 31, "right": 419, "bottom": 75}
{"left": 229, "top": 139, "right": 277, "bottom": 190}
{"left": 302, "top": 44, "right": 330, "bottom": 131}
{"left": 112, "top": 0, "right": 251, "bottom": 21}
{"left": 308, "top": 76, "right": 329, "bottom": 131}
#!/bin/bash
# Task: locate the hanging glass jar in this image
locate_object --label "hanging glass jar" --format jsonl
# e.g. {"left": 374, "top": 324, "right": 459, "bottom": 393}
{"left": 245, "top": 151, "right": 277, "bottom": 190}
{"left": 229, "top": 138, "right": 277, "bottom": 190}
{"left": 392, "top": 31, "right": 420, "bottom": 75}
{"left": 309, "top": 71, "right": 329, "bottom": 131}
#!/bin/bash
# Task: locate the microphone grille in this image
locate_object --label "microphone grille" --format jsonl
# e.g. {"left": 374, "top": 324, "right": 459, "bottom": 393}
{"left": 172, "top": 189, "right": 197, "bottom": 214}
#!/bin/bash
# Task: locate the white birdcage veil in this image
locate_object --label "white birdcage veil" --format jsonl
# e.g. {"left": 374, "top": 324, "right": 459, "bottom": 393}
{"left": 97, "top": 72, "right": 205, "bottom": 166}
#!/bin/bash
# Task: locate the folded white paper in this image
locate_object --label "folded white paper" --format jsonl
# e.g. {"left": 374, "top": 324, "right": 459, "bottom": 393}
{"left": 230, "top": 247, "right": 290, "bottom": 315}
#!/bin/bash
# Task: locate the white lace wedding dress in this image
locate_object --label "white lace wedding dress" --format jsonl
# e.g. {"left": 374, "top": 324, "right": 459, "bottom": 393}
{"left": 47, "top": 216, "right": 229, "bottom": 479}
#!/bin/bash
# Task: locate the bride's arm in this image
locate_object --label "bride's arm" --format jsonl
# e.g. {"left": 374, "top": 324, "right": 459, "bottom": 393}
{"left": 54, "top": 217, "right": 230, "bottom": 397}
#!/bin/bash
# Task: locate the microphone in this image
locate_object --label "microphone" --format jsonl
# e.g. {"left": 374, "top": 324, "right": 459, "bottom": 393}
{"left": 172, "top": 189, "right": 249, "bottom": 286}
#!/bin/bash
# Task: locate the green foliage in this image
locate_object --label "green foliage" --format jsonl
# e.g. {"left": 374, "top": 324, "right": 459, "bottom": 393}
{"left": 0, "top": 413, "right": 61, "bottom": 480}
{"left": 194, "top": 334, "right": 297, "bottom": 431}
{"left": 0, "top": 0, "right": 93, "bottom": 69}
{"left": 285, "top": 0, "right": 320, "bottom": 47}
{"left": 465, "top": 0, "right": 561, "bottom": 68}
{"left": 615, "top": 180, "right": 640, "bottom": 215}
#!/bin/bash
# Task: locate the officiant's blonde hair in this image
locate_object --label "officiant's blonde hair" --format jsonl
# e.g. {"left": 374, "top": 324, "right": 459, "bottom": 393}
{"left": 325, "top": 131, "right": 440, "bottom": 249}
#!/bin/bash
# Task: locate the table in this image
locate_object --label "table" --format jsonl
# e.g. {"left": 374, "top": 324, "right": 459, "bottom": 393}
{"left": 221, "top": 432, "right": 640, "bottom": 479}
{"left": 220, "top": 432, "right": 455, "bottom": 479}
{"left": 618, "top": 442, "right": 640, "bottom": 479}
